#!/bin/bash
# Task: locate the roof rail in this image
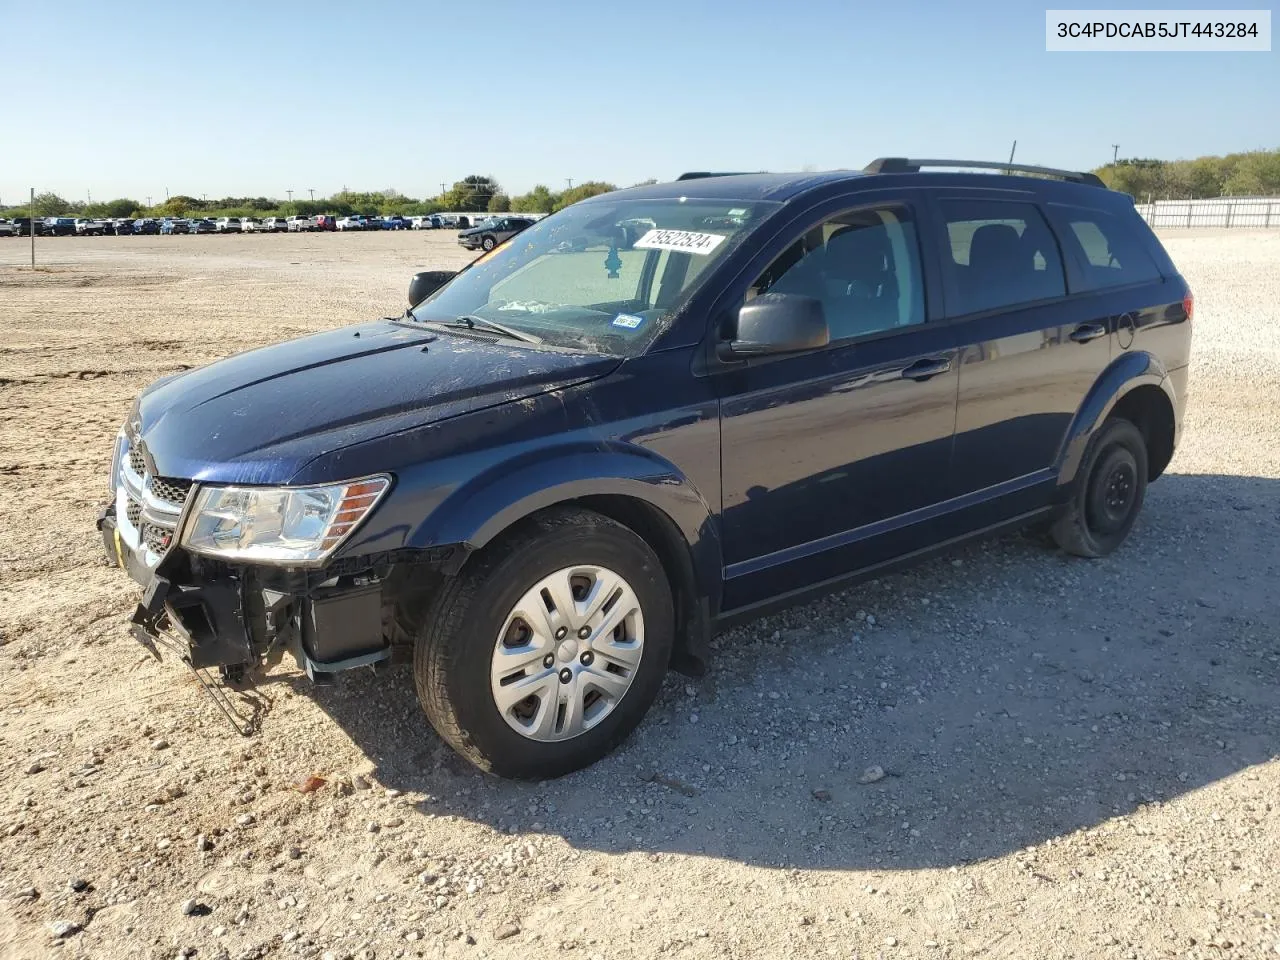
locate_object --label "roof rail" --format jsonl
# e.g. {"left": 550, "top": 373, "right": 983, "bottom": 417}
{"left": 676, "top": 171, "right": 757, "bottom": 181}
{"left": 863, "top": 157, "right": 1106, "bottom": 188}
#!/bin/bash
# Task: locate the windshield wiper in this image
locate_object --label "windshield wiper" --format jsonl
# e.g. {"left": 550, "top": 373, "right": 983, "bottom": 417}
{"left": 438, "top": 315, "right": 542, "bottom": 344}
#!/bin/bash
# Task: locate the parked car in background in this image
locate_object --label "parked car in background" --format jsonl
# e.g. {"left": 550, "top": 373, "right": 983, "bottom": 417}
{"left": 75, "top": 218, "right": 108, "bottom": 236}
{"left": 336, "top": 216, "right": 361, "bottom": 231}
{"left": 161, "top": 219, "right": 190, "bottom": 235}
{"left": 189, "top": 218, "right": 216, "bottom": 234}
{"left": 240, "top": 218, "right": 263, "bottom": 233}
{"left": 261, "top": 217, "right": 288, "bottom": 233}
{"left": 313, "top": 215, "right": 336, "bottom": 232}
{"left": 457, "top": 215, "right": 536, "bottom": 252}
{"left": 10, "top": 218, "right": 46, "bottom": 236}
{"left": 132, "top": 218, "right": 160, "bottom": 235}
{"left": 108, "top": 218, "right": 135, "bottom": 235}
{"left": 382, "top": 214, "right": 410, "bottom": 231}
{"left": 0, "top": 218, "right": 14, "bottom": 237}
{"left": 215, "top": 217, "right": 242, "bottom": 233}
{"left": 45, "top": 217, "right": 78, "bottom": 236}
{"left": 286, "top": 215, "right": 315, "bottom": 232}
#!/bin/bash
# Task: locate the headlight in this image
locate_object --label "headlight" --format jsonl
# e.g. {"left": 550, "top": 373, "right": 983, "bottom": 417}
{"left": 181, "top": 476, "right": 390, "bottom": 565}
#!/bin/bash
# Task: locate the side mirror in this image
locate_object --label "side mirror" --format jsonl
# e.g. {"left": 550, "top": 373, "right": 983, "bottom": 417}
{"left": 718, "top": 293, "right": 829, "bottom": 360}
{"left": 408, "top": 270, "right": 458, "bottom": 308}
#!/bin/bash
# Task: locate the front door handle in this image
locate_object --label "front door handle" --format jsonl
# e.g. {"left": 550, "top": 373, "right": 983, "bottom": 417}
{"left": 900, "top": 357, "right": 952, "bottom": 381}
{"left": 1070, "top": 322, "right": 1108, "bottom": 344}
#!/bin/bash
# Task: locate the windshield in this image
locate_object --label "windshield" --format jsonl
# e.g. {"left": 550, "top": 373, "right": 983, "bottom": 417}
{"left": 410, "top": 197, "right": 778, "bottom": 355}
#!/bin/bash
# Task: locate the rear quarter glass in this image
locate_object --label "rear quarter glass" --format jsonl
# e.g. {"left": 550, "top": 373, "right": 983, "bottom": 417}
{"left": 1045, "top": 203, "right": 1165, "bottom": 292}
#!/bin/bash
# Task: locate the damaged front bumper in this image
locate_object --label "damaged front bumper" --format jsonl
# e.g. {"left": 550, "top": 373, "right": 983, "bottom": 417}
{"left": 98, "top": 501, "right": 395, "bottom": 686}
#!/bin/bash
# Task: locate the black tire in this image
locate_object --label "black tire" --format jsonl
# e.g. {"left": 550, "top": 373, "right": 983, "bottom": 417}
{"left": 413, "top": 507, "right": 674, "bottom": 779}
{"left": 1051, "top": 417, "right": 1148, "bottom": 558}
{"left": 481, "top": 235, "right": 496, "bottom": 252}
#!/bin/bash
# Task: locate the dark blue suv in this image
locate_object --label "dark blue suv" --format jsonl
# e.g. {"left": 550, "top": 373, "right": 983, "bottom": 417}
{"left": 99, "top": 158, "right": 1192, "bottom": 778}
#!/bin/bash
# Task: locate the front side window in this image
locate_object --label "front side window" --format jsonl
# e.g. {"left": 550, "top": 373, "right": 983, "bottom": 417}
{"left": 938, "top": 199, "right": 1066, "bottom": 315}
{"left": 747, "top": 206, "right": 925, "bottom": 340}
{"left": 411, "top": 198, "right": 780, "bottom": 355}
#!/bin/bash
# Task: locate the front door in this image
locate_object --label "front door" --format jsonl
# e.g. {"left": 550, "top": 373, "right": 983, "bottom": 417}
{"left": 717, "top": 202, "right": 959, "bottom": 610}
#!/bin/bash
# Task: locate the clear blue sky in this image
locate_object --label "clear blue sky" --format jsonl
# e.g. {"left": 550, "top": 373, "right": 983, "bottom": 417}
{"left": 3, "top": 0, "right": 1276, "bottom": 204}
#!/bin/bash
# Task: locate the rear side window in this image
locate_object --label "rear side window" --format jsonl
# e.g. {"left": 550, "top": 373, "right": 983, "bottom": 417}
{"left": 1047, "top": 205, "right": 1163, "bottom": 290}
{"left": 938, "top": 199, "right": 1066, "bottom": 316}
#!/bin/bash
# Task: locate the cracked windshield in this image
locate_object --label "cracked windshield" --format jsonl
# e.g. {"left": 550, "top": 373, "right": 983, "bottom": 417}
{"left": 411, "top": 198, "right": 780, "bottom": 354}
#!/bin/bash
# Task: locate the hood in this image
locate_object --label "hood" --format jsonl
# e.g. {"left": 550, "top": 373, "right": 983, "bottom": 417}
{"left": 135, "top": 320, "right": 620, "bottom": 485}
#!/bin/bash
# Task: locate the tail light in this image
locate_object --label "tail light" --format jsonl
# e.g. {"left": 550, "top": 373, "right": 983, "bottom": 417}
{"left": 1182, "top": 289, "right": 1194, "bottom": 322}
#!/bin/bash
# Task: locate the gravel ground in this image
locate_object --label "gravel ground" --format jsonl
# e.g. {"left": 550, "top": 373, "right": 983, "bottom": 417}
{"left": 0, "top": 230, "right": 1277, "bottom": 960}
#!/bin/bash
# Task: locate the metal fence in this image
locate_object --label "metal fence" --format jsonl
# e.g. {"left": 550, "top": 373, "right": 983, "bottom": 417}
{"left": 1135, "top": 196, "right": 1280, "bottom": 228}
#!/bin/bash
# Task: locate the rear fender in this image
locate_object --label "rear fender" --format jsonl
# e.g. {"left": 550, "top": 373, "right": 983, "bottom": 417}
{"left": 1056, "top": 350, "right": 1172, "bottom": 485}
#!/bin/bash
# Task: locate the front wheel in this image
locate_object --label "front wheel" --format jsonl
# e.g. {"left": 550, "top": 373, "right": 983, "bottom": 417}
{"left": 413, "top": 508, "right": 673, "bottom": 779}
{"left": 1052, "top": 417, "right": 1148, "bottom": 557}
{"left": 481, "top": 235, "right": 496, "bottom": 251}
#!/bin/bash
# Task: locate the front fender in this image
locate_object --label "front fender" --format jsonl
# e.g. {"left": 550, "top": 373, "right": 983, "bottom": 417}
{"left": 1056, "top": 350, "right": 1173, "bottom": 485}
{"left": 410, "top": 441, "right": 723, "bottom": 604}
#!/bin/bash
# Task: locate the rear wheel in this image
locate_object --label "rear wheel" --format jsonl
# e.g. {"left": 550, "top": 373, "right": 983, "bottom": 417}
{"left": 413, "top": 507, "right": 673, "bottom": 779}
{"left": 1051, "top": 417, "right": 1148, "bottom": 558}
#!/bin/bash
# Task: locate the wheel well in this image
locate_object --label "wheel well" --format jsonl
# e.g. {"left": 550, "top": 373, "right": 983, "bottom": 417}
{"left": 572, "top": 495, "right": 707, "bottom": 677}
{"left": 1111, "top": 385, "right": 1175, "bottom": 480}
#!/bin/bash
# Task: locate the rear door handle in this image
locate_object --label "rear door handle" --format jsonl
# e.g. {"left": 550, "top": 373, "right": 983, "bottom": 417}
{"left": 1070, "top": 322, "right": 1108, "bottom": 344}
{"left": 900, "top": 357, "right": 952, "bottom": 381}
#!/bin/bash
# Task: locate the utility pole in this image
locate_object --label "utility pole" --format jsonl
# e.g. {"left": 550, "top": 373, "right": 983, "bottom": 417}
{"left": 1111, "top": 144, "right": 1120, "bottom": 164}
{"left": 87, "top": 188, "right": 92, "bottom": 205}
{"left": 565, "top": 178, "right": 574, "bottom": 189}
{"left": 1008, "top": 140, "right": 1017, "bottom": 164}
{"left": 147, "top": 195, "right": 152, "bottom": 208}
{"left": 30, "top": 187, "right": 35, "bottom": 268}
{"left": 287, "top": 189, "right": 294, "bottom": 203}
{"left": 165, "top": 187, "right": 169, "bottom": 200}
{"left": 439, "top": 182, "right": 446, "bottom": 197}
{"left": 308, "top": 188, "right": 315, "bottom": 201}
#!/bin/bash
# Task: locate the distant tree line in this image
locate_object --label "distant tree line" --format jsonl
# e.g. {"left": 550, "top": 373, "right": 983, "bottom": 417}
{"left": 1093, "top": 148, "right": 1280, "bottom": 200}
{"left": 1, "top": 175, "right": 629, "bottom": 221}
{"left": 20, "top": 150, "right": 1275, "bottom": 220}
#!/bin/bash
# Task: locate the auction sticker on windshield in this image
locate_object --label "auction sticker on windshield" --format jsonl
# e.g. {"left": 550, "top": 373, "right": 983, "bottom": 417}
{"left": 634, "top": 229, "right": 726, "bottom": 255}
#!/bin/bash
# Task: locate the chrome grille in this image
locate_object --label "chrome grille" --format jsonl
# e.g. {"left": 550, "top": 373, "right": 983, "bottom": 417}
{"left": 141, "top": 524, "right": 172, "bottom": 554}
{"left": 116, "top": 435, "right": 191, "bottom": 561}
{"left": 150, "top": 477, "right": 192, "bottom": 507}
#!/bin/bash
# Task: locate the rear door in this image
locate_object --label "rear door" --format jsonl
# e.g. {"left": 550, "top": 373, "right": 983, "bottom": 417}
{"left": 930, "top": 193, "right": 1111, "bottom": 507}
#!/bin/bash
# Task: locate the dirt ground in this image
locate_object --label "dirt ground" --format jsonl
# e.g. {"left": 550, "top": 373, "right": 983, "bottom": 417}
{"left": 1, "top": 230, "right": 1277, "bottom": 960}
